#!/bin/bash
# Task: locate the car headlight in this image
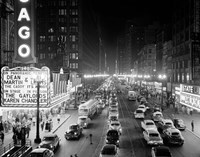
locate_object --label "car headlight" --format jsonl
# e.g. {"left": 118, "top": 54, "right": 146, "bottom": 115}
{"left": 119, "top": 128, "right": 122, "bottom": 132}
{"left": 117, "top": 140, "right": 119, "bottom": 143}
{"left": 74, "top": 132, "right": 77, "bottom": 135}
{"left": 84, "top": 123, "right": 87, "bottom": 126}
{"left": 50, "top": 144, "right": 53, "bottom": 148}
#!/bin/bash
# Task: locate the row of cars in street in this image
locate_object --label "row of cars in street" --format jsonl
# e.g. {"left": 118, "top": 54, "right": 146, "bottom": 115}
{"left": 99, "top": 85, "right": 122, "bottom": 157}
{"left": 132, "top": 92, "right": 187, "bottom": 157}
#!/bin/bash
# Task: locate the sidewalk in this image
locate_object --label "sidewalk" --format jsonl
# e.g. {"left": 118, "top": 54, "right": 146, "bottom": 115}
{"left": 0, "top": 113, "right": 71, "bottom": 155}
{"left": 148, "top": 97, "right": 200, "bottom": 139}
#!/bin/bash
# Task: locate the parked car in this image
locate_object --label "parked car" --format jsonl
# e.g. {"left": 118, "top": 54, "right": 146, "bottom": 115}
{"left": 38, "top": 134, "right": 60, "bottom": 152}
{"left": 77, "top": 116, "right": 91, "bottom": 128}
{"left": 143, "top": 128, "right": 163, "bottom": 145}
{"left": 106, "top": 129, "right": 120, "bottom": 147}
{"left": 152, "top": 111, "right": 163, "bottom": 122}
{"left": 141, "top": 119, "right": 157, "bottom": 131}
{"left": 29, "top": 148, "right": 54, "bottom": 157}
{"left": 65, "top": 124, "right": 83, "bottom": 140}
{"left": 157, "top": 119, "right": 174, "bottom": 133}
{"left": 173, "top": 118, "right": 186, "bottom": 131}
{"left": 99, "top": 144, "right": 118, "bottom": 157}
{"left": 151, "top": 146, "right": 172, "bottom": 157}
{"left": 162, "top": 127, "right": 184, "bottom": 146}
{"left": 108, "top": 120, "right": 122, "bottom": 135}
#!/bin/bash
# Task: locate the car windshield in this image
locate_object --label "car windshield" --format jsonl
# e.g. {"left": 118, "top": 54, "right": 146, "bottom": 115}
{"left": 43, "top": 136, "right": 54, "bottom": 141}
{"left": 110, "top": 110, "right": 117, "bottom": 113}
{"left": 107, "top": 131, "right": 118, "bottom": 136}
{"left": 165, "top": 122, "right": 172, "bottom": 126}
{"left": 171, "top": 132, "right": 179, "bottom": 136}
{"left": 30, "top": 153, "right": 43, "bottom": 157}
{"left": 101, "top": 147, "right": 116, "bottom": 155}
{"left": 110, "top": 117, "right": 117, "bottom": 121}
{"left": 111, "top": 123, "right": 119, "bottom": 126}
{"left": 79, "top": 118, "right": 86, "bottom": 121}
{"left": 69, "top": 125, "right": 77, "bottom": 130}
{"left": 150, "top": 133, "right": 159, "bottom": 137}
{"left": 156, "top": 149, "right": 171, "bottom": 156}
{"left": 136, "top": 110, "right": 143, "bottom": 113}
{"left": 139, "top": 106, "right": 145, "bottom": 108}
{"left": 146, "top": 122, "right": 154, "bottom": 126}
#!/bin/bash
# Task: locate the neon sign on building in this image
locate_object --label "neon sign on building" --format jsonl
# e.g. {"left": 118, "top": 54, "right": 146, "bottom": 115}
{"left": 13, "top": 0, "right": 36, "bottom": 64}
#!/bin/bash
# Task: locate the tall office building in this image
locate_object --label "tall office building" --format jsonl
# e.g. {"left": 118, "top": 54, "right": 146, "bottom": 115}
{"left": 36, "top": 0, "right": 82, "bottom": 73}
{"left": 116, "top": 36, "right": 125, "bottom": 74}
{"left": 171, "top": 0, "right": 200, "bottom": 84}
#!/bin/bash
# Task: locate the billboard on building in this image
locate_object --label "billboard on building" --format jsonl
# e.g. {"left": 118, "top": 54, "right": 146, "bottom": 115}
{"left": 13, "top": 0, "right": 36, "bottom": 64}
{"left": 1, "top": 66, "right": 51, "bottom": 108}
{"left": 180, "top": 84, "right": 200, "bottom": 111}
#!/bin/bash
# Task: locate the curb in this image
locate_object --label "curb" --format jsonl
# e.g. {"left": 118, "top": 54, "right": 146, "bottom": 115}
{"left": 186, "top": 128, "right": 200, "bottom": 139}
{"left": 52, "top": 115, "right": 71, "bottom": 133}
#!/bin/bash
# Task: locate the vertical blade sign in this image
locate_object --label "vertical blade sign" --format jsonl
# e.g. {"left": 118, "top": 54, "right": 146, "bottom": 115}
{"left": 13, "top": 0, "right": 36, "bottom": 64}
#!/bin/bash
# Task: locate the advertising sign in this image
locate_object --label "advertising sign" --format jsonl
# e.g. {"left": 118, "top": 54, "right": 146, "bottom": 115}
{"left": 1, "top": 66, "right": 51, "bottom": 108}
{"left": 13, "top": 0, "right": 36, "bottom": 64}
{"left": 180, "top": 84, "right": 200, "bottom": 111}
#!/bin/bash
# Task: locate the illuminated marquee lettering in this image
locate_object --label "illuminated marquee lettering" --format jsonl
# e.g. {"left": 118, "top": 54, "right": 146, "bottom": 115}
{"left": 13, "top": 0, "right": 36, "bottom": 63}
{"left": 18, "top": 26, "right": 30, "bottom": 39}
{"left": 18, "top": 44, "right": 30, "bottom": 58}
{"left": 17, "top": 8, "right": 30, "bottom": 21}
{"left": 20, "top": 0, "right": 29, "bottom": 3}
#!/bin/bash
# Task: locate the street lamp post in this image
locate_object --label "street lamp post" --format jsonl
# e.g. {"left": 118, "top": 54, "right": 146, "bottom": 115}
{"left": 34, "top": 81, "right": 41, "bottom": 143}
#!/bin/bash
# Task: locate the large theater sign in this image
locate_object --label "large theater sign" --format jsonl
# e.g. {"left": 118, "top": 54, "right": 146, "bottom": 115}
{"left": 180, "top": 84, "right": 200, "bottom": 111}
{"left": 1, "top": 66, "right": 51, "bottom": 108}
{"left": 13, "top": 0, "right": 36, "bottom": 64}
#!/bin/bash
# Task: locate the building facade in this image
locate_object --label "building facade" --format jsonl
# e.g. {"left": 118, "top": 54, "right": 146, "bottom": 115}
{"left": 0, "top": 0, "right": 14, "bottom": 68}
{"left": 36, "top": 0, "right": 82, "bottom": 73}
{"left": 171, "top": 0, "right": 200, "bottom": 112}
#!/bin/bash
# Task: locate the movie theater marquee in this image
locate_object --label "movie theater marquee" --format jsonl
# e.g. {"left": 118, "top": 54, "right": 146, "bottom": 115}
{"left": 1, "top": 66, "right": 51, "bottom": 108}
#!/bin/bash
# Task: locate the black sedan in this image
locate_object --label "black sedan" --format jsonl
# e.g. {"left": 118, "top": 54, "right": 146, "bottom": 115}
{"left": 65, "top": 124, "right": 83, "bottom": 140}
{"left": 38, "top": 134, "right": 60, "bottom": 152}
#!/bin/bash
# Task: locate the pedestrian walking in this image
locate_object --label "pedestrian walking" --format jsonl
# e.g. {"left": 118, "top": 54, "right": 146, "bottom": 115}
{"left": 0, "top": 131, "right": 4, "bottom": 144}
{"left": 26, "top": 126, "right": 30, "bottom": 138}
{"left": 0, "top": 121, "right": 4, "bottom": 132}
{"left": 12, "top": 133, "right": 17, "bottom": 144}
{"left": 89, "top": 133, "right": 93, "bottom": 144}
{"left": 57, "top": 114, "right": 61, "bottom": 124}
{"left": 191, "top": 120, "right": 194, "bottom": 132}
{"left": 41, "top": 121, "right": 44, "bottom": 131}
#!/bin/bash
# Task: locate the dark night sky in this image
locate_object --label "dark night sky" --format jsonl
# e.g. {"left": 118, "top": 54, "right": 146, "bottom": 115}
{"left": 85, "top": 0, "right": 173, "bottom": 73}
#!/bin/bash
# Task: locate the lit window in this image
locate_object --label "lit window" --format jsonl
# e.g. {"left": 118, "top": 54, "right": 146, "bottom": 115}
{"left": 70, "top": 9, "right": 78, "bottom": 15}
{"left": 71, "top": 0, "right": 78, "bottom": 6}
{"left": 59, "top": 9, "right": 67, "bottom": 15}
{"left": 177, "top": 74, "right": 180, "bottom": 82}
{"left": 186, "top": 73, "right": 190, "bottom": 82}
{"left": 39, "top": 36, "right": 45, "bottom": 42}
{"left": 182, "top": 73, "right": 184, "bottom": 82}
